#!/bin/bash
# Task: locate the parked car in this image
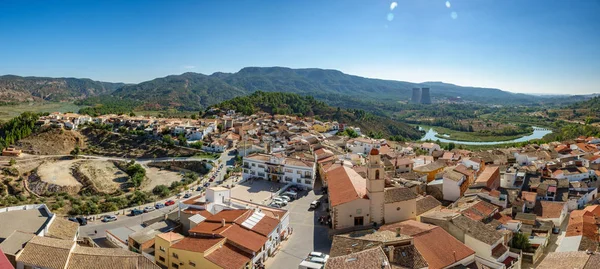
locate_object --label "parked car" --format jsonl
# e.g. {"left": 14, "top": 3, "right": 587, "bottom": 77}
{"left": 272, "top": 200, "right": 286, "bottom": 207}
{"left": 155, "top": 203, "right": 165, "bottom": 209}
{"left": 269, "top": 202, "right": 282, "bottom": 208}
{"left": 76, "top": 216, "right": 87, "bottom": 226}
{"left": 309, "top": 252, "right": 329, "bottom": 261}
{"left": 165, "top": 200, "right": 175, "bottom": 206}
{"left": 272, "top": 197, "right": 288, "bottom": 206}
{"left": 309, "top": 200, "right": 321, "bottom": 210}
{"left": 203, "top": 182, "right": 210, "bottom": 187}
{"left": 102, "top": 215, "right": 117, "bottom": 222}
{"left": 307, "top": 256, "right": 327, "bottom": 264}
{"left": 68, "top": 217, "right": 78, "bottom": 223}
{"left": 130, "top": 209, "right": 143, "bottom": 216}
{"left": 283, "top": 191, "right": 298, "bottom": 200}
{"left": 143, "top": 206, "right": 155, "bottom": 213}
{"left": 278, "top": 196, "right": 292, "bottom": 202}
{"left": 183, "top": 193, "right": 192, "bottom": 198}
{"left": 196, "top": 186, "right": 203, "bottom": 191}
{"left": 552, "top": 227, "right": 560, "bottom": 234}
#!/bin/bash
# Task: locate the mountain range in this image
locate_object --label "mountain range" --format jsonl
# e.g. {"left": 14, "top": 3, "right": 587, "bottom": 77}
{"left": 0, "top": 75, "right": 125, "bottom": 105}
{"left": 0, "top": 67, "right": 576, "bottom": 109}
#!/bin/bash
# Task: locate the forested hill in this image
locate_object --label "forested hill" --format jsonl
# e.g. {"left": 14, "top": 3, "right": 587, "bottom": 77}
{"left": 0, "top": 75, "right": 124, "bottom": 104}
{"left": 102, "top": 67, "right": 538, "bottom": 110}
{"left": 569, "top": 96, "right": 600, "bottom": 111}
{"left": 211, "top": 91, "right": 424, "bottom": 140}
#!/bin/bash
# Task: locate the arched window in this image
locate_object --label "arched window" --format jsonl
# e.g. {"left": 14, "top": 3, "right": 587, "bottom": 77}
{"left": 375, "top": 170, "right": 380, "bottom": 180}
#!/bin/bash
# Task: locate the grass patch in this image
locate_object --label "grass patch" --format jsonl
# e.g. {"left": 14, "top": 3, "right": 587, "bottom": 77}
{"left": 0, "top": 102, "right": 83, "bottom": 121}
{"left": 194, "top": 152, "right": 220, "bottom": 159}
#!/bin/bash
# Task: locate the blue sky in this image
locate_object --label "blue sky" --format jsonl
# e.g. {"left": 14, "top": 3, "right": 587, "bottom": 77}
{"left": 1, "top": 0, "right": 599, "bottom": 94}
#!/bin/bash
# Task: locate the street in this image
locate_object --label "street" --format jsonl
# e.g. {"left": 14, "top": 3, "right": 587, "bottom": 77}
{"left": 265, "top": 188, "right": 332, "bottom": 268}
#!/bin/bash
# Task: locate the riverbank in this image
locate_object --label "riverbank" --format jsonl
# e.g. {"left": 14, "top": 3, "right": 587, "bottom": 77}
{"left": 417, "top": 124, "right": 533, "bottom": 142}
{"left": 419, "top": 126, "right": 553, "bottom": 146}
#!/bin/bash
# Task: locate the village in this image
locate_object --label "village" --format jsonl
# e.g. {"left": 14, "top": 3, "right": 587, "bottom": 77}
{"left": 1, "top": 109, "right": 600, "bottom": 269}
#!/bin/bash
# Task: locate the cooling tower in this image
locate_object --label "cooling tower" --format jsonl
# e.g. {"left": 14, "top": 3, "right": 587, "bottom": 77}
{"left": 411, "top": 88, "right": 421, "bottom": 104}
{"left": 420, "top": 87, "right": 431, "bottom": 104}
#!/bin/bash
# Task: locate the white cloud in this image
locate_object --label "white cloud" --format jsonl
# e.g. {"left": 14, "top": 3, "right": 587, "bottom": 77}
{"left": 183, "top": 65, "right": 196, "bottom": 69}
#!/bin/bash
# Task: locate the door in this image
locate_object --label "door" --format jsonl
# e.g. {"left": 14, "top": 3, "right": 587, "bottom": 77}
{"left": 354, "top": 216, "right": 364, "bottom": 226}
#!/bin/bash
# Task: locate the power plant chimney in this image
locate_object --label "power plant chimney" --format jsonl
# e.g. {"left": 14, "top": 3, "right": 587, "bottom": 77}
{"left": 420, "top": 87, "right": 431, "bottom": 104}
{"left": 411, "top": 88, "right": 421, "bottom": 104}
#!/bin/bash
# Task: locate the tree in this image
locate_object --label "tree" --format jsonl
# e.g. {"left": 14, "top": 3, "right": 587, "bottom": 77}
{"left": 71, "top": 146, "right": 80, "bottom": 156}
{"left": 8, "top": 158, "right": 16, "bottom": 166}
{"left": 511, "top": 233, "right": 531, "bottom": 251}
{"left": 152, "top": 185, "right": 170, "bottom": 197}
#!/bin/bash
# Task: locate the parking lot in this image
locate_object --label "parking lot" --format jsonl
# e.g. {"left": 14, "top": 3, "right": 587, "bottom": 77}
{"left": 230, "top": 179, "right": 287, "bottom": 205}
{"left": 265, "top": 187, "right": 331, "bottom": 268}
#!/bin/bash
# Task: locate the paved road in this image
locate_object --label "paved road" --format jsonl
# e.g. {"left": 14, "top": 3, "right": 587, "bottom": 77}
{"left": 265, "top": 189, "right": 332, "bottom": 269}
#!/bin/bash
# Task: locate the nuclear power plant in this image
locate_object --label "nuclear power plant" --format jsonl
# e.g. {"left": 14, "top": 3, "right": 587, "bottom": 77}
{"left": 411, "top": 87, "right": 432, "bottom": 104}
{"left": 411, "top": 88, "right": 421, "bottom": 104}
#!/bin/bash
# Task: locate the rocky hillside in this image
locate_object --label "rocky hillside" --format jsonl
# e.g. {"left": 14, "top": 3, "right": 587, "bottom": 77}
{"left": 16, "top": 127, "right": 85, "bottom": 155}
{"left": 0, "top": 75, "right": 124, "bottom": 104}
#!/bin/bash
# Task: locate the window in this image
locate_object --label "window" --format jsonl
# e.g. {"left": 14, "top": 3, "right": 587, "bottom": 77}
{"left": 252, "top": 163, "right": 256, "bottom": 167}
{"left": 285, "top": 177, "right": 292, "bottom": 182}
{"left": 244, "top": 162, "right": 249, "bottom": 167}
{"left": 258, "top": 172, "right": 265, "bottom": 177}
{"left": 159, "top": 256, "right": 165, "bottom": 262}
{"left": 172, "top": 263, "right": 179, "bottom": 269}
{"left": 244, "top": 169, "right": 249, "bottom": 174}
{"left": 285, "top": 169, "right": 292, "bottom": 173}
{"left": 172, "top": 253, "right": 179, "bottom": 259}
{"left": 296, "top": 179, "right": 301, "bottom": 183}
{"left": 375, "top": 170, "right": 380, "bottom": 179}
{"left": 304, "top": 179, "right": 311, "bottom": 185}
{"left": 159, "top": 246, "right": 165, "bottom": 252}
{"left": 258, "top": 164, "right": 265, "bottom": 168}
{"left": 189, "top": 261, "right": 196, "bottom": 267}
{"left": 297, "top": 170, "right": 302, "bottom": 174}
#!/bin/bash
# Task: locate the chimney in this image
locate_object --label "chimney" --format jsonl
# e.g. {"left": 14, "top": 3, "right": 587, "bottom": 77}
{"left": 222, "top": 218, "right": 226, "bottom": 227}
{"left": 387, "top": 245, "right": 395, "bottom": 262}
{"left": 395, "top": 227, "right": 401, "bottom": 237}
{"left": 453, "top": 251, "right": 457, "bottom": 262}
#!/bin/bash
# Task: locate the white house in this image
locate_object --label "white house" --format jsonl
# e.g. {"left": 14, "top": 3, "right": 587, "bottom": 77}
{"left": 443, "top": 170, "right": 467, "bottom": 202}
{"left": 345, "top": 137, "right": 384, "bottom": 155}
{"left": 552, "top": 167, "right": 595, "bottom": 182}
{"left": 420, "top": 142, "right": 441, "bottom": 155}
{"left": 242, "top": 153, "right": 317, "bottom": 189}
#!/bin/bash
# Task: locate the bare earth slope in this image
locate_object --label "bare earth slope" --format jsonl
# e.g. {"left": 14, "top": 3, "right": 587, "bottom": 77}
{"left": 17, "top": 128, "right": 85, "bottom": 155}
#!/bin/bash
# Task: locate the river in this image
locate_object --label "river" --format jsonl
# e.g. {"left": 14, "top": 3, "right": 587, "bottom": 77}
{"left": 419, "top": 127, "right": 553, "bottom": 145}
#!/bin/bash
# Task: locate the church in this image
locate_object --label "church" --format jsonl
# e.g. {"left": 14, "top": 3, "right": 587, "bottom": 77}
{"left": 327, "top": 148, "right": 418, "bottom": 230}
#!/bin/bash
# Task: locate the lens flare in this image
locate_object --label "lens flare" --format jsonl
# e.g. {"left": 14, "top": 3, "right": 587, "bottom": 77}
{"left": 451, "top": 11, "right": 458, "bottom": 19}
{"left": 390, "top": 2, "right": 398, "bottom": 11}
{"left": 387, "top": 13, "right": 395, "bottom": 21}
{"left": 446, "top": 1, "right": 451, "bottom": 8}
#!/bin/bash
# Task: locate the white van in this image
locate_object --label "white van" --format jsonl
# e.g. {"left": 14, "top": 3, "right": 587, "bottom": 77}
{"left": 298, "top": 260, "right": 323, "bottom": 269}
{"left": 283, "top": 191, "right": 298, "bottom": 200}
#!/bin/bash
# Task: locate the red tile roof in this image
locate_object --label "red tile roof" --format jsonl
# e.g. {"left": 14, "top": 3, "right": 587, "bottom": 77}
{"left": 521, "top": 191, "right": 537, "bottom": 203}
{"left": 205, "top": 243, "right": 252, "bottom": 269}
{"left": 536, "top": 201, "right": 566, "bottom": 219}
{"left": 475, "top": 166, "right": 500, "bottom": 188}
{"left": 328, "top": 166, "right": 368, "bottom": 207}
{"left": 584, "top": 205, "right": 600, "bottom": 216}
{"left": 171, "top": 237, "right": 224, "bottom": 253}
{"left": 220, "top": 224, "right": 267, "bottom": 253}
{"left": 566, "top": 210, "right": 598, "bottom": 241}
{"left": 183, "top": 209, "right": 213, "bottom": 218}
{"left": 250, "top": 216, "right": 280, "bottom": 236}
{"left": 412, "top": 227, "right": 475, "bottom": 269}
{"left": 205, "top": 210, "right": 250, "bottom": 223}
{"left": 190, "top": 222, "right": 231, "bottom": 235}
{"left": 0, "top": 249, "right": 14, "bottom": 269}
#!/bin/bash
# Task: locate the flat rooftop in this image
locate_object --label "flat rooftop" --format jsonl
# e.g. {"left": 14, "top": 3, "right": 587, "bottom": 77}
{"left": 0, "top": 208, "right": 51, "bottom": 242}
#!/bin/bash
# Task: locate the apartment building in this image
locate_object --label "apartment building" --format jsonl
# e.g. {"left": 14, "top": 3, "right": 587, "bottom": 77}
{"left": 242, "top": 153, "right": 316, "bottom": 189}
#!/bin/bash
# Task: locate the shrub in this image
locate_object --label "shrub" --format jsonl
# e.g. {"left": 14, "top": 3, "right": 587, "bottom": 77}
{"left": 153, "top": 185, "right": 170, "bottom": 197}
